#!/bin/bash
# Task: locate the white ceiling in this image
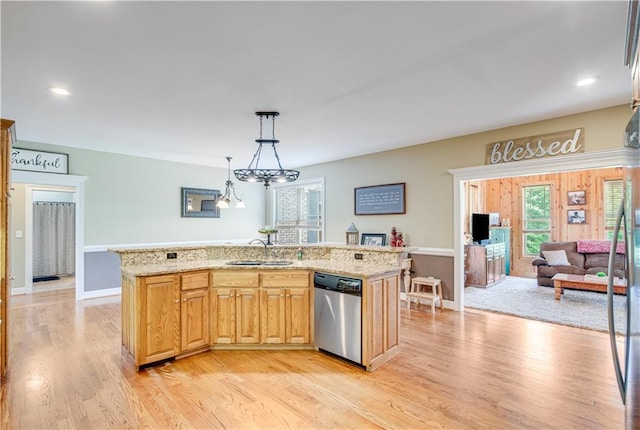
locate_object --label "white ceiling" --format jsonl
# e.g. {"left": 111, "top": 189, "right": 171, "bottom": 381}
{"left": 0, "top": 1, "right": 632, "bottom": 170}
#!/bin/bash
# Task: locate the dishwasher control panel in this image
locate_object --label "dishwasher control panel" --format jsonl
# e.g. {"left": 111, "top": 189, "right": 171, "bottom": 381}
{"left": 314, "top": 272, "right": 362, "bottom": 296}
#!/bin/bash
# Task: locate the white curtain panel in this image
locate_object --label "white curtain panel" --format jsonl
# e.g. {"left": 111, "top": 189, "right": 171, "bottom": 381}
{"left": 33, "top": 202, "right": 75, "bottom": 278}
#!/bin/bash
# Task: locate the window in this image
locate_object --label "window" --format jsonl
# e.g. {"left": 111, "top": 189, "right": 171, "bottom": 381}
{"left": 604, "top": 179, "right": 624, "bottom": 240}
{"left": 271, "top": 178, "right": 324, "bottom": 244}
{"left": 523, "top": 184, "right": 551, "bottom": 256}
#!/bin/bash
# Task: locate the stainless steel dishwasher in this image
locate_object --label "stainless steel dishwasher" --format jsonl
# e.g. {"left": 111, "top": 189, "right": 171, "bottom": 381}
{"left": 314, "top": 272, "right": 362, "bottom": 364}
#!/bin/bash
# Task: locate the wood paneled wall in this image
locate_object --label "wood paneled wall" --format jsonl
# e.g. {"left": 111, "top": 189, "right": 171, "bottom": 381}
{"left": 474, "top": 167, "right": 622, "bottom": 278}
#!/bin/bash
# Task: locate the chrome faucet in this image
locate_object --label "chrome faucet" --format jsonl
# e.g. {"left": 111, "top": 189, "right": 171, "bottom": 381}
{"left": 249, "top": 238, "right": 268, "bottom": 259}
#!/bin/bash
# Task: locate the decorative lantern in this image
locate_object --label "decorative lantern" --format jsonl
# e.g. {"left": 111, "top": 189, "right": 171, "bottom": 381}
{"left": 346, "top": 223, "right": 359, "bottom": 245}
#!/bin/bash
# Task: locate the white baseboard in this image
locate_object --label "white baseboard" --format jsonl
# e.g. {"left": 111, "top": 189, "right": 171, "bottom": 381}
{"left": 11, "top": 287, "right": 26, "bottom": 295}
{"left": 80, "top": 287, "right": 121, "bottom": 300}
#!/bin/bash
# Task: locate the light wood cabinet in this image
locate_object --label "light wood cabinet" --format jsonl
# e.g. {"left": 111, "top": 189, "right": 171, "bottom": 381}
{"left": 0, "top": 119, "right": 14, "bottom": 383}
{"left": 180, "top": 271, "right": 209, "bottom": 352}
{"left": 138, "top": 274, "right": 180, "bottom": 366}
{"left": 212, "top": 269, "right": 312, "bottom": 346}
{"left": 260, "top": 270, "right": 311, "bottom": 344}
{"left": 260, "top": 287, "right": 286, "bottom": 344}
{"left": 122, "top": 270, "right": 210, "bottom": 368}
{"left": 235, "top": 288, "right": 260, "bottom": 344}
{"left": 211, "top": 270, "right": 260, "bottom": 344}
{"left": 286, "top": 287, "right": 310, "bottom": 344}
{"left": 363, "top": 271, "right": 400, "bottom": 371}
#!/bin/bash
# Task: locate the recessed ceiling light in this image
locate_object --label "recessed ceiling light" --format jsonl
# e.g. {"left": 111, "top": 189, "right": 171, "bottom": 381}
{"left": 48, "top": 86, "right": 70, "bottom": 96}
{"left": 576, "top": 77, "right": 597, "bottom": 87}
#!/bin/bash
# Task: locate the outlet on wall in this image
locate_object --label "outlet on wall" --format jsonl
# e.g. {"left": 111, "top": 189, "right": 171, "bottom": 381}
{"left": 167, "top": 252, "right": 177, "bottom": 260}
{"left": 354, "top": 253, "right": 363, "bottom": 260}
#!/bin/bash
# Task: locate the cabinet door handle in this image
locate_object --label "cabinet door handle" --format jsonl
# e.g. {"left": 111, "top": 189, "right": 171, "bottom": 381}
{"left": 175, "top": 299, "right": 180, "bottom": 304}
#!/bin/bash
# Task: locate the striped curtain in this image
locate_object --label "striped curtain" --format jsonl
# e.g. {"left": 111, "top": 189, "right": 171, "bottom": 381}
{"left": 33, "top": 202, "right": 75, "bottom": 278}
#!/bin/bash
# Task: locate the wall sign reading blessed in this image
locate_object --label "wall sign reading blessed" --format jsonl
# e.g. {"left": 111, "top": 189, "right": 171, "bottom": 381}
{"left": 11, "top": 148, "right": 69, "bottom": 174}
{"left": 485, "top": 128, "right": 584, "bottom": 165}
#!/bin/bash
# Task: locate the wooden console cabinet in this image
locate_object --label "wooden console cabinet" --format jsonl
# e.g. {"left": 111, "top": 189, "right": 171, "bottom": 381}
{"left": 464, "top": 243, "right": 506, "bottom": 287}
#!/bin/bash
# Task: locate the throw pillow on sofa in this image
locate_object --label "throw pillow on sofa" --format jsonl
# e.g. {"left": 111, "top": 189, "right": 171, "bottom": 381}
{"left": 542, "top": 250, "right": 571, "bottom": 266}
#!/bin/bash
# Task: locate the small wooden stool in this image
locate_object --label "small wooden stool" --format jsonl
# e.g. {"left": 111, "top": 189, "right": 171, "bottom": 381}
{"left": 407, "top": 276, "right": 443, "bottom": 313}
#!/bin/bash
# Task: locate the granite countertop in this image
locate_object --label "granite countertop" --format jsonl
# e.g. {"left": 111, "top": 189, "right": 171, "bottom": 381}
{"left": 111, "top": 243, "right": 413, "bottom": 254}
{"left": 121, "top": 259, "right": 401, "bottom": 279}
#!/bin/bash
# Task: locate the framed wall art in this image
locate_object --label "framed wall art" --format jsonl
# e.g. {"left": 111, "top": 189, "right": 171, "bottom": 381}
{"left": 567, "top": 190, "right": 586, "bottom": 205}
{"left": 354, "top": 183, "right": 405, "bottom": 215}
{"left": 568, "top": 209, "right": 586, "bottom": 224}
{"left": 11, "top": 147, "right": 69, "bottom": 174}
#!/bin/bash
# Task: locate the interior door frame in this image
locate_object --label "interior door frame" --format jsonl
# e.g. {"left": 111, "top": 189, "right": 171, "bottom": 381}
{"left": 11, "top": 171, "right": 87, "bottom": 300}
{"left": 26, "top": 184, "right": 77, "bottom": 295}
{"left": 449, "top": 148, "right": 630, "bottom": 311}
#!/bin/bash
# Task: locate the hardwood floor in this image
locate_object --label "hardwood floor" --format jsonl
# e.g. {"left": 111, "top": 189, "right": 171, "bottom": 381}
{"left": 1, "top": 289, "right": 625, "bottom": 429}
{"left": 32, "top": 275, "right": 75, "bottom": 293}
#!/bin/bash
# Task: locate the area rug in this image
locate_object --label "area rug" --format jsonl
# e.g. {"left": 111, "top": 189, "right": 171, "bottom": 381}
{"left": 464, "top": 276, "right": 627, "bottom": 333}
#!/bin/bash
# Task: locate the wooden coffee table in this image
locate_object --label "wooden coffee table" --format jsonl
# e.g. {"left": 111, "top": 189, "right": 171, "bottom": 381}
{"left": 552, "top": 273, "right": 627, "bottom": 300}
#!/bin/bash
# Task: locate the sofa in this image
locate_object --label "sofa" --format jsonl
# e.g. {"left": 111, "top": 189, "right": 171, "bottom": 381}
{"left": 531, "top": 240, "right": 626, "bottom": 287}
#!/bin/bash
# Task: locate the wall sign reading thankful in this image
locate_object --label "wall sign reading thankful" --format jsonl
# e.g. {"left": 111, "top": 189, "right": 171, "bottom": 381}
{"left": 485, "top": 128, "right": 584, "bottom": 165}
{"left": 11, "top": 147, "right": 69, "bottom": 174}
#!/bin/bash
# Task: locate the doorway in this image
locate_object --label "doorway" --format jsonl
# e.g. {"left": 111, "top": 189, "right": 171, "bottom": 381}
{"left": 10, "top": 170, "right": 86, "bottom": 299}
{"left": 31, "top": 187, "right": 76, "bottom": 294}
{"left": 451, "top": 148, "right": 625, "bottom": 311}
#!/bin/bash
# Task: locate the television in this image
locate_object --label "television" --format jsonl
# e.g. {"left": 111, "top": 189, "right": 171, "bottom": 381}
{"left": 471, "top": 213, "right": 490, "bottom": 244}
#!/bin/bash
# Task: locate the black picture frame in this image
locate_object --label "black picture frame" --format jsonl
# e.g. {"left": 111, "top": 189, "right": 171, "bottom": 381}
{"left": 361, "top": 233, "right": 387, "bottom": 246}
{"left": 181, "top": 187, "right": 221, "bottom": 218}
{"left": 567, "top": 209, "right": 586, "bottom": 224}
{"left": 354, "top": 183, "right": 406, "bottom": 215}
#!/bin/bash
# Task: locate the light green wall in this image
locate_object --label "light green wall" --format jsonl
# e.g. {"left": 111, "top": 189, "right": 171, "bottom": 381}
{"left": 300, "top": 105, "right": 631, "bottom": 248}
{"left": 12, "top": 104, "right": 630, "bottom": 256}
{"left": 12, "top": 142, "right": 266, "bottom": 245}
{"left": 9, "top": 184, "right": 26, "bottom": 288}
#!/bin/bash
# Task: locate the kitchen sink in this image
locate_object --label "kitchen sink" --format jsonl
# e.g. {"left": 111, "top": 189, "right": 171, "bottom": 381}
{"left": 225, "top": 260, "right": 263, "bottom": 266}
{"left": 225, "top": 260, "right": 293, "bottom": 266}
{"left": 261, "top": 261, "right": 293, "bottom": 266}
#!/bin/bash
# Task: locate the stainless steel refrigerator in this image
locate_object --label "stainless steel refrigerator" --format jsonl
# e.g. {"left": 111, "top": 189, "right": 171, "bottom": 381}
{"left": 609, "top": 108, "right": 640, "bottom": 428}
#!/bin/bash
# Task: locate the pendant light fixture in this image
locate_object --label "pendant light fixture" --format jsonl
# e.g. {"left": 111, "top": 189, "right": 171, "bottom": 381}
{"left": 217, "top": 156, "right": 245, "bottom": 209}
{"left": 234, "top": 111, "right": 300, "bottom": 188}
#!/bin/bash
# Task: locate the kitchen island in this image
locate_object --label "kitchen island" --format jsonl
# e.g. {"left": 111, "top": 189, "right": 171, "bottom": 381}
{"left": 113, "top": 244, "right": 409, "bottom": 372}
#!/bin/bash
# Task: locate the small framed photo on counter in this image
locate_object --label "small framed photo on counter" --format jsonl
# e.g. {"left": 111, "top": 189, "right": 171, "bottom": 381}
{"left": 361, "top": 233, "right": 386, "bottom": 246}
